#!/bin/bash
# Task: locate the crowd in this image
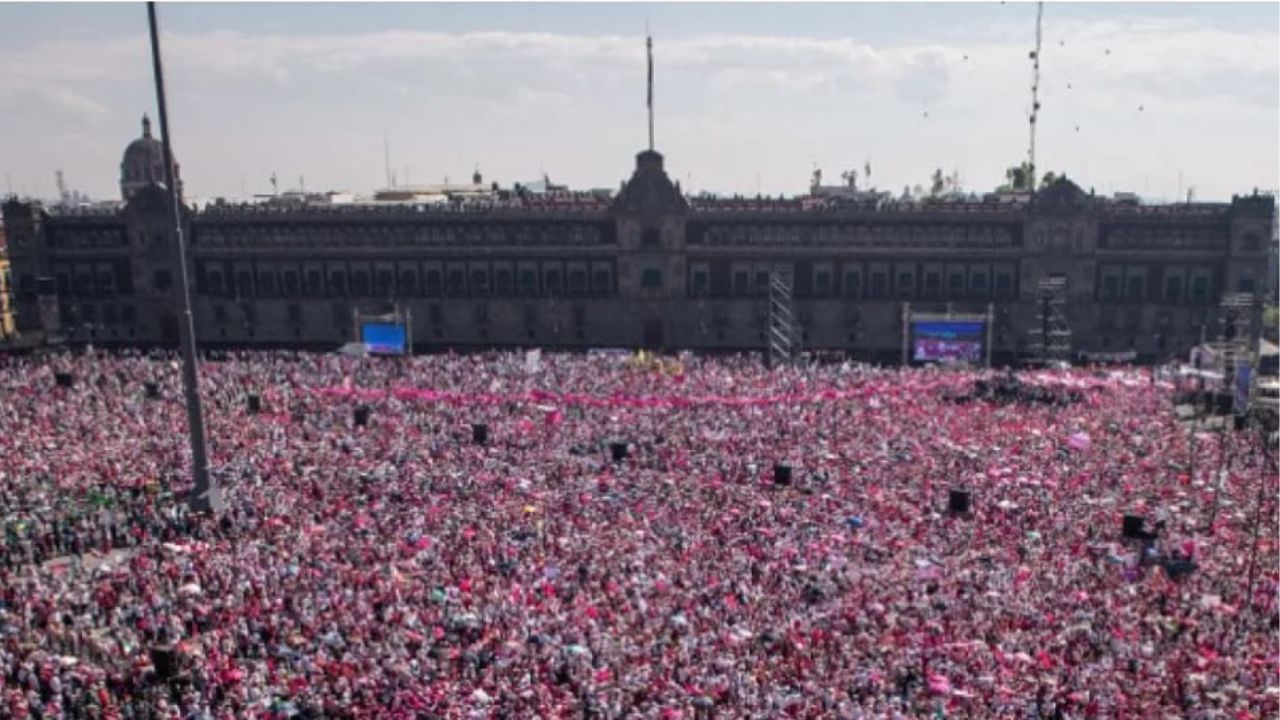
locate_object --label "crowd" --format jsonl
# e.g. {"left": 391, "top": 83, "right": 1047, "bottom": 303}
{"left": 0, "top": 348, "right": 1275, "bottom": 719}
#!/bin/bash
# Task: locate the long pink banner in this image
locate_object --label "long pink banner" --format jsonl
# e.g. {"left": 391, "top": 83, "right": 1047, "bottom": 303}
{"left": 310, "top": 385, "right": 886, "bottom": 409}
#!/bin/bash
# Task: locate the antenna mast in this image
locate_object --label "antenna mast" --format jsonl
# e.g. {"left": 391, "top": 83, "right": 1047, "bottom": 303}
{"left": 1028, "top": 1, "right": 1043, "bottom": 195}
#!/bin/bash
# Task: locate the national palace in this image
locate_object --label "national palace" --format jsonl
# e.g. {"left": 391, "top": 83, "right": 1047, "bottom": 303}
{"left": 3, "top": 117, "right": 1275, "bottom": 364}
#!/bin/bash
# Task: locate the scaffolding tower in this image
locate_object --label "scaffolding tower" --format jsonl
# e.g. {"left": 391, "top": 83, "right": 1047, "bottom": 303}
{"left": 766, "top": 269, "right": 795, "bottom": 367}
{"left": 1213, "top": 292, "right": 1257, "bottom": 385}
{"left": 1025, "top": 275, "right": 1071, "bottom": 364}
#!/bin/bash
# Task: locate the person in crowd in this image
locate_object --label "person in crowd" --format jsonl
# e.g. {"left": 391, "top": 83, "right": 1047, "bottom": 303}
{"left": 0, "top": 348, "right": 1274, "bottom": 719}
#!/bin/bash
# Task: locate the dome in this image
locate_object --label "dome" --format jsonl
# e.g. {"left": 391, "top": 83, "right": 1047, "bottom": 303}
{"left": 120, "top": 114, "right": 180, "bottom": 201}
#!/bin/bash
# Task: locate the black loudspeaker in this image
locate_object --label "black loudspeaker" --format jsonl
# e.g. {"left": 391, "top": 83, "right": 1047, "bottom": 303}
{"left": 773, "top": 464, "right": 793, "bottom": 486}
{"left": 948, "top": 488, "right": 972, "bottom": 515}
{"left": 1122, "top": 514, "right": 1146, "bottom": 539}
{"left": 145, "top": 382, "right": 160, "bottom": 399}
{"left": 247, "top": 394, "right": 261, "bottom": 414}
{"left": 1214, "top": 393, "right": 1233, "bottom": 416}
{"left": 55, "top": 372, "right": 74, "bottom": 388}
{"left": 1163, "top": 558, "right": 1197, "bottom": 581}
{"left": 150, "top": 646, "right": 177, "bottom": 681}
{"left": 472, "top": 423, "right": 489, "bottom": 445}
{"left": 610, "top": 442, "right": 629, "bottom": 463}
{"left": 354, "top": 406, "right": 370, "bottom": 427}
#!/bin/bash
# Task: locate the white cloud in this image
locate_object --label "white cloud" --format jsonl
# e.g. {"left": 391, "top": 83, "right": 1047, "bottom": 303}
{"left": 0, "top": 16, "right": 1275, "bottom": 201}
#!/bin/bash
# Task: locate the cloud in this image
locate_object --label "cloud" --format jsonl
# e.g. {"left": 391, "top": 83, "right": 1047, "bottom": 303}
{"left": 0, "top": 15, "right": 1275, "bottom": 200}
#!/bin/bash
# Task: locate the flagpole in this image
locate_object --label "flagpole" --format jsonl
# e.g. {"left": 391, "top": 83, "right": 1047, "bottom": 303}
{"left": 646, "top": 27, "right": 654, "bottom": 152}
{"left": 147, "top": 1, "right": 220, "bottom": 515}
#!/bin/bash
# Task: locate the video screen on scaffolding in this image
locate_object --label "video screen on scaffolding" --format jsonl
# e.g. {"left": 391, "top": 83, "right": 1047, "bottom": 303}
{"left": 361, "top": 322, "right": 407, "bottom": 355}
{"left": 912, "top": 321, "right": 985, "bottom": 363}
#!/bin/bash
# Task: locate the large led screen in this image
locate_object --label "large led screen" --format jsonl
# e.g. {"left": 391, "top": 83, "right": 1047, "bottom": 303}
{"left": 361, "top": 322, "right": 407, "bottom": 355}
{"left": 912, "top": 321, "right": 984, "bottom": 363}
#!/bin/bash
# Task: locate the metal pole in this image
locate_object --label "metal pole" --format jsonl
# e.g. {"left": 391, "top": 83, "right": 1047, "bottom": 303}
{"left": 901, "top": 302, "right": 911, "bottom": 366}
{"left": 147, "top": 2, "right": 220, "bottom": 515}
{"left": 986, "top": 302, "right": 995, "bottom": 368}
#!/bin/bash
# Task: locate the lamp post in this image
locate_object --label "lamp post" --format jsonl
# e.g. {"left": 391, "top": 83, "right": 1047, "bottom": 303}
{"left": 147, "top": 2, "right": 220, "bottom": 514}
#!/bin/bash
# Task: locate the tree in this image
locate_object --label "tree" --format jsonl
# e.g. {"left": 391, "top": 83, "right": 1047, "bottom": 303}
{"left": 929, "top": 168, "right": 945, "bottom": 197}
{"left": 998, "top": 162, "right": 1034, "bottom": 192}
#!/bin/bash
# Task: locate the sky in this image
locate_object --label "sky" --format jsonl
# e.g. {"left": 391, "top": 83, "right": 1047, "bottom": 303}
{"left": 1, "top": 2, "right": 1277, "bottom": 203}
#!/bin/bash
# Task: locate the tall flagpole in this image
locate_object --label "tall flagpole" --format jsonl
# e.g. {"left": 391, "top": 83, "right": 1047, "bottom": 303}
{"left": 646, "top": 26, "right": 654, "bottom": 152}
{"left": 147, "top": 2, "right": 221, "bottom": 515}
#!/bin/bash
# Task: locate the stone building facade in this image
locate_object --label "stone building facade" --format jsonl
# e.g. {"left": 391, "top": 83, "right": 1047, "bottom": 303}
{"left": 2, "top": 125, "right": 1275, "bottom": 364}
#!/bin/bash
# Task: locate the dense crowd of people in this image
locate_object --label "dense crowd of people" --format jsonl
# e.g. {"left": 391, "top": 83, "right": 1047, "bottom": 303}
{"left": 0, "top": 348, "right": 1275, "bottom": 719}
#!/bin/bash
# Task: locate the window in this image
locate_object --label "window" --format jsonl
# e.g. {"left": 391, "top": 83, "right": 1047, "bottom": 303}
{"left": 75, "top": 274, "right": 93, "bottom": 297}
{"left": 592, "top": 269, "right": 611, "bottom": 294}
{"left": 754, "top": 272, "right": 769, "bottom": 294}
{"left": 329, "top": 272, "right": 347, "bottom": 296}
{"left": 1190, "top": 276, "right": 1209, "bottom": 302}
{"left": 424, "top": 270, "right": 442, "bottom": 295}
{"left": 375, "top": 271, "right": 392, "bottom": 295}
{"left": 495, "top": 270, "right": 512, "bottom": 294}
{"left": 258, "top": 273, "right": 275, "bottom": 296}
{"left": 394, "top": 271, "right": 414, "bottom": 295}
{"left": 96, "top": 273, "right": 115, "bottom": 296}
{"left": 237, "top": 272, "right": 253, "bottom": 297}
{"left": 1238, "top": 277, "right": 1256, "bottom": 293}
{"left": 870, "top": 272, "right": 887, "bottom": 299}
{"left": 691, "top": 271, "right": 709, "bottom": 296}
{"left": 642, "top": 227, "right": 661, "bottom": 248}
{"left": 897, "top": 272, "right": 914, "bottom": 298}
{"left": 154, "top": 270, "right": 173, "bottom": 292}
{"left": 208, "top": 273, "right": 225, "bottom": 296}
{"left": 306, "top": 271, "right": 322, "bottom": 296}
{"left": 995, "top": 273, "right": 1013, "bottom": 299}
{"left": 924, "top": 273, "right": 941, "bottom": 297}
{"left": 971, "top": 273, "right": 987, "bottom": 294}
{"left": 844, "top": 273, "right": 861, "bottom": 298}
{"left": 1164, "top": 276, "right": 1182, "bottom": 302}
{"left": 734, "top": 272, "right": 750, "bottom": 296}
{"left": 1101, "top": 275, "right": 1120, "bottom": 302}
{"left": 283, "top": 272, "right": 299, "bottom": 296}
{"left": 568, "top": 270, "right": 586, "bottom": 295}
{"left": 641, "top": 268, "right": 664, "bottom": 289}
{"left": 814, "top": 271, "right": 831, "bottom": 297}
{"left": 545, "top": 270, "right": 562, "bottom": 294}
{"left": 519, "top": 270, "right": 538, "bottom": 294}
{"left": 948, "top": 272, "right": 964, "bottom": 295}
{"left": 1126, "top": 275, "right": 1144, "bottom": 302}
{"left": 470, "top": 270, "right": 488, "bottom": 293}
{"left": 351, "top": 271, "right": 370, "bottom": 296}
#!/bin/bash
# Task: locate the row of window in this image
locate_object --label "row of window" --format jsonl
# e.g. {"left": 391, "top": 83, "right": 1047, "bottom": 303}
{"left": 60, "top": 303, "right": 137, "bottom": 327}
{"left": 209, "top": 302, "right": 592, "bottom": 331}
{"left": 688, "top": 265, "right": 1018, "bottom": 301}
{"left": 1095, "top": 265, "right": 1221, "bottom": 304}
{"left": 196, "top": 261, "right": 616, "bottom": 299}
